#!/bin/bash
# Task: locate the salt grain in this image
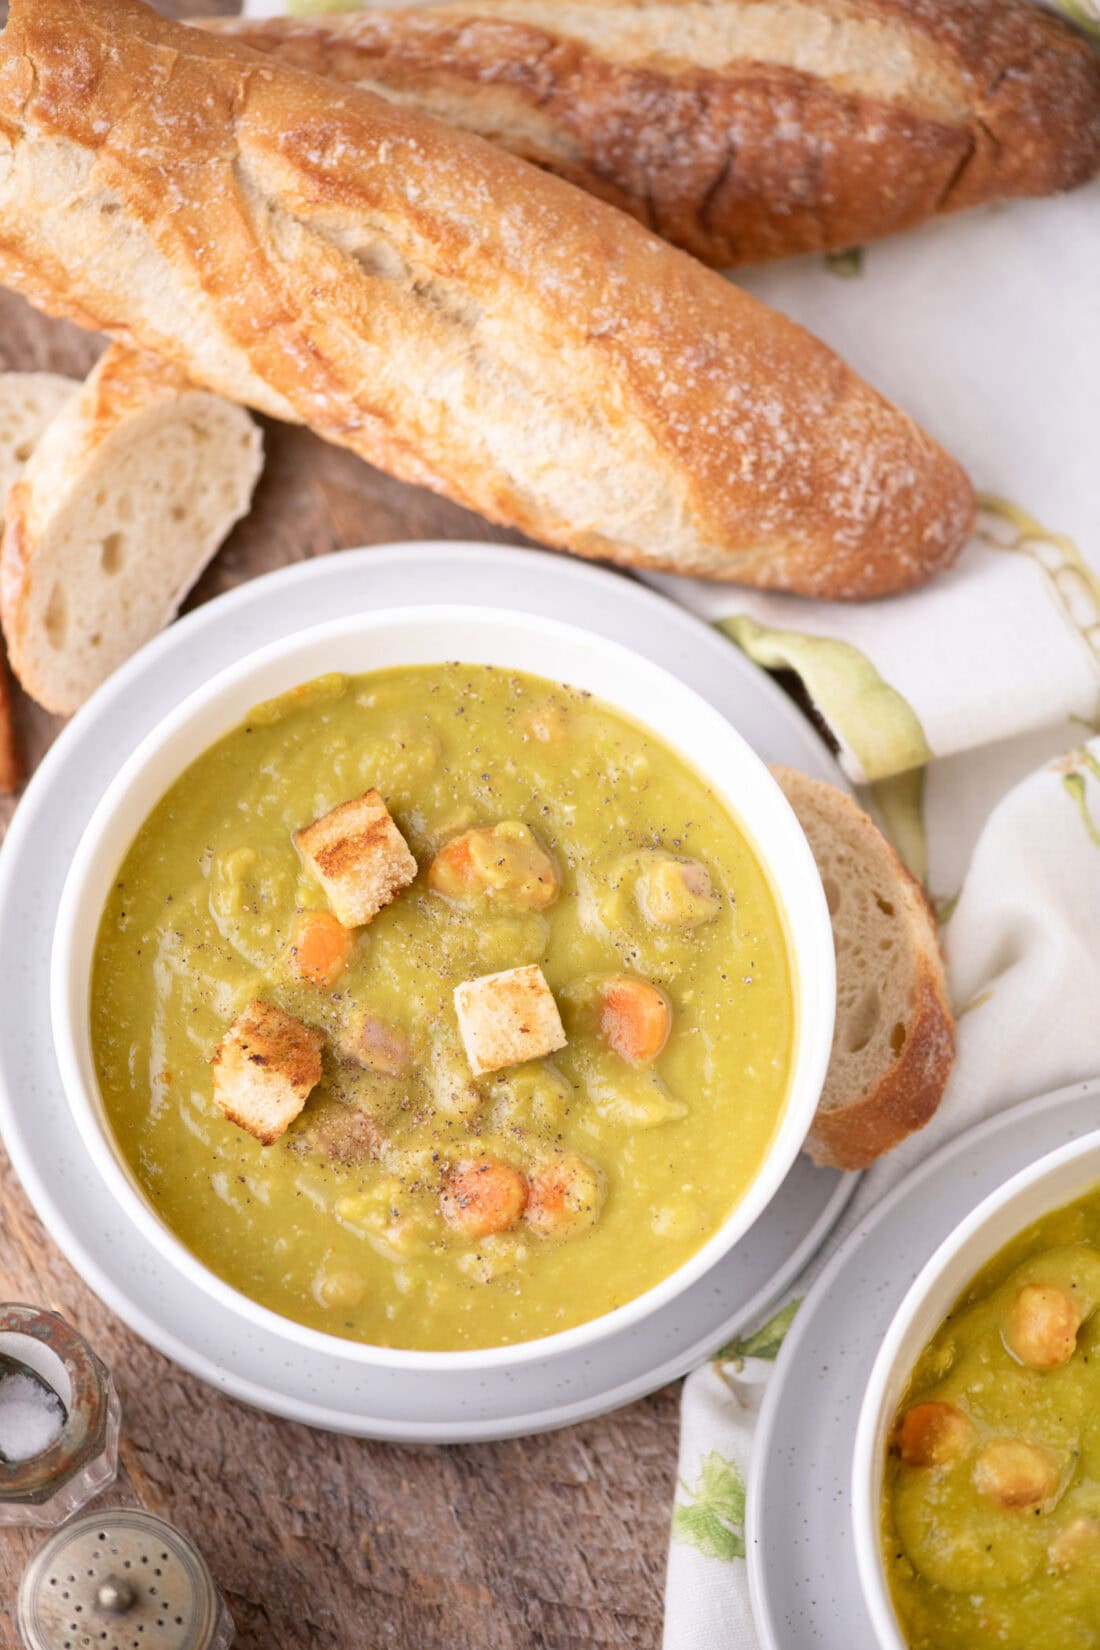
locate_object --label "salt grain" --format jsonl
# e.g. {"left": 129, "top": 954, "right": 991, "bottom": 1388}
{"left": 0, "top": 1372, "right": 66, "bottom": 1463}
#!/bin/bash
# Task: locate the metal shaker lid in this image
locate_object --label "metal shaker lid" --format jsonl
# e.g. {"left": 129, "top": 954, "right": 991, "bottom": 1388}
{"left": 18, "top": 1507, "right": 235, "bottom": 1650}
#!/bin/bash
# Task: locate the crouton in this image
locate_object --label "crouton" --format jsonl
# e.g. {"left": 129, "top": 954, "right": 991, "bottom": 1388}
{"left": 294, "top": 788, "right": 417, "bottom": 927}
{"left": 211, "top": 999, "right": 324, "bottom": 1145}
{"left": 454, "top": 964, "right": 566, "bottom": 1077}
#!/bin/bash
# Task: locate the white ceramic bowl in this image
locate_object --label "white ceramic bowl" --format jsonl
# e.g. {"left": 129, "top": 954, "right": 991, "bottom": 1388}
{"left": 853, "top": 1128, "right": 1100, "bottom": 1648}
{"left": 52, "top": 604, "right": 835, "bottom": 1371}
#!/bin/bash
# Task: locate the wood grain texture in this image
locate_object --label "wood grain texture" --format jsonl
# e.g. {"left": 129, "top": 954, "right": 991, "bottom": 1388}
{"left": 0, "top": 5, "right": 677, "bottom": 1638}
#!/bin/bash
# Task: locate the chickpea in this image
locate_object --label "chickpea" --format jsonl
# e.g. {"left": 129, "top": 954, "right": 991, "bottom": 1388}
{"left": 525, "top": 1154, "right": 605, "bottom": 1239}
{"left": 636, "top": 857, "right": 721, "bottom": 928}
{"left": 973, "top": 1439, "right": 1062, "bottom": 1509}
{"left": 440, "top": 1158, "right": 527, "bottom": 1239}
{"left": 895, "top": 1401, "right": 976, "bottom": 1468}
{"left": 1048, "top": 1516, "right": 1100, "bottom": 1569}
{"left": 1003, "top": 1282, "right": 1082, "bottom": 1370}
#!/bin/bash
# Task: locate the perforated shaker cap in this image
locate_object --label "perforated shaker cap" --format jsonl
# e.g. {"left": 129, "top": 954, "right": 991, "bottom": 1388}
{"left": 17, "top": 1508, "right": 235, "bottom": 1650}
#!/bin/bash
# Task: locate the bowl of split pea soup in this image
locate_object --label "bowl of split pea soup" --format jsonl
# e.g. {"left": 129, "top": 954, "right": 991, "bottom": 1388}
{"left": 51, "top": 604, "right": 835, "bottom": 1368}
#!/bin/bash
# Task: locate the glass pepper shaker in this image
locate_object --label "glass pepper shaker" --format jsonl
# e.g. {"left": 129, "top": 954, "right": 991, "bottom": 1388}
{"left": 0, "top": 1304, "right": 120, "bottom": 1526}
{"left": 17, "top": 1506, "right": 236, "bottom": 1650}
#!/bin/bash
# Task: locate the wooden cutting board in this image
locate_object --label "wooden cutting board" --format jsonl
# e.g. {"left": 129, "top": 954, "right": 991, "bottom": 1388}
{"left": 0, "top": 3, "right": 677, "bottom": 1643}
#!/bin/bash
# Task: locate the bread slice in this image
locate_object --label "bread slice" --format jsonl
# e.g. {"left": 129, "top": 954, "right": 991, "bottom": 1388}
{"left": 772, "top": 766, "right": 955, "bottom": 1172}
{"left": 0, "top": 343, "right": 263, "bottom": 715}
{"left": 0, "top": 372, "right": 78, "bottom": 789}
{"left": 213, "top": 3, "right": 1100, "bottom": 270}
{"left": 0, "top": 0, "right": 975, "bottom": 601}
{"left": 0, "top": 372, "right": 77, "bottom": 516}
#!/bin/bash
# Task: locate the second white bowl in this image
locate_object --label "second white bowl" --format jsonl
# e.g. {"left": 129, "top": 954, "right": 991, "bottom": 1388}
{"left": 853, "top": 1127, "right": 1100, "bottom": 1649}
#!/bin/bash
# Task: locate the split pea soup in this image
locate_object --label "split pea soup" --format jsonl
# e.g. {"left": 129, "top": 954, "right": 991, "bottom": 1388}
{"left": 91, "top": 663, "right": 795, "bottom": 1350}
{"left": 883, "top": 1183, "right": 1100, "bottom": 1650}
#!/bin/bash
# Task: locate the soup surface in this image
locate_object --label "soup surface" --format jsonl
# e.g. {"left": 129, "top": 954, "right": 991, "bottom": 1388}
{"left": 92, "top": 664, "right": 794, "bottom": 1350}
{"left": 883, "top": 1184, "right": 1100, "bottom": 1650}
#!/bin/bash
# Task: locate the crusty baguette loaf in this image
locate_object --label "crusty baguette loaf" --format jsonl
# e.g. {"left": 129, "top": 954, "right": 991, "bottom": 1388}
{"left": 210, "top": 1, "right": 1100, "bottom": 270}
{"left": 1, "top": 344, "right": 263, "bottom": 715}
{"left": 0, "top": 0, "right": 974, "bottom": 599}
{"left": 773, "top": 766, "right": 955, "bottom": 1171}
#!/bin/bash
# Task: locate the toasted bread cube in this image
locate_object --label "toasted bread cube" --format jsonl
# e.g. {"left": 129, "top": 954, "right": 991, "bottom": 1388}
{"left": 454, "top": 963, "right": 566, "bottom": 1076}
{"left": 211, "top": 999, "right": 324, "bottom": 1145}
{"left": 294, "top": 788, "right": 418, "bottom": 927}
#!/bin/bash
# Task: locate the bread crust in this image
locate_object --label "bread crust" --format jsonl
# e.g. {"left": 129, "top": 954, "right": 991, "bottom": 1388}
{"left": 806, "top": 966, "right": 956, "bottom": 1170}
{"left": 0, "top": 645, "right": 22, "bottom": 793}
{"left": 0, "top": 350, "right": 195, "bottom": 677}
{"left": 212, "top": 1, "right": 1100, "bottom": 269}
{"left": 0, "top": 0, "right": 973, "bottom": 598}
{"left": 772, "top": 766, "right": 956, "bottom": 1171}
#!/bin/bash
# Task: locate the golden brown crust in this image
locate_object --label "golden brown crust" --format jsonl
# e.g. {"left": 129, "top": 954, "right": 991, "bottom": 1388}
{"left": 0, "top": 642, "right": 23, "bottom": 793}
{"left": 0, "top": 0, "right": 974, "bottom": 597}
{"left": 212, "top": 2, "right": 1100, "bottom": 269}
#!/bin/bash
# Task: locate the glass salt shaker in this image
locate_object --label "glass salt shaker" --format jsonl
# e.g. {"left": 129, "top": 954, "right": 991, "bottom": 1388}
{"left": 17, "top": 1507, "right": 236, "bottom": 1650}
{"left": 0, "top": 1304, "right": 120, "bottom": 1526}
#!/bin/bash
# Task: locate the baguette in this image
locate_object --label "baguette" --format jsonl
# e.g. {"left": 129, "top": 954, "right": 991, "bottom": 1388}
{"left": 773, "top": 766, "right": 955, "bottom": 1171}
{"left": 212, "top": 1, "right": 1100, "bottom": 270}
{"left": 0, "top": 0, "right": 974, "bottom": 599}
{"left": 1, "top": 344, "right": 263, "bottom": 715}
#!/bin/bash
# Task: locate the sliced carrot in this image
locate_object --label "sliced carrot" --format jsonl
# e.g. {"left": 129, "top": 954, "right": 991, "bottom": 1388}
{"left": 290, "top": 910, "right": 354, "bottom": 987}
{"left": 440, "top": 1158, "right": 527, "bottom": 1239}
{"left": 597, "top": 976, "right": 672, "bottom": 1066}
{"left": 895, "top": 1402, "right": 975, "bottom": 1468}
{"left": 427, "top": 835, "right": 477, "bottom": 898}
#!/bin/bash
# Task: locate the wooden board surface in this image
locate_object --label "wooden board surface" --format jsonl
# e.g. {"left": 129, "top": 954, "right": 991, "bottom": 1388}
{"left": 0, "top": 2, "right": 678, "bottom": 1642}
